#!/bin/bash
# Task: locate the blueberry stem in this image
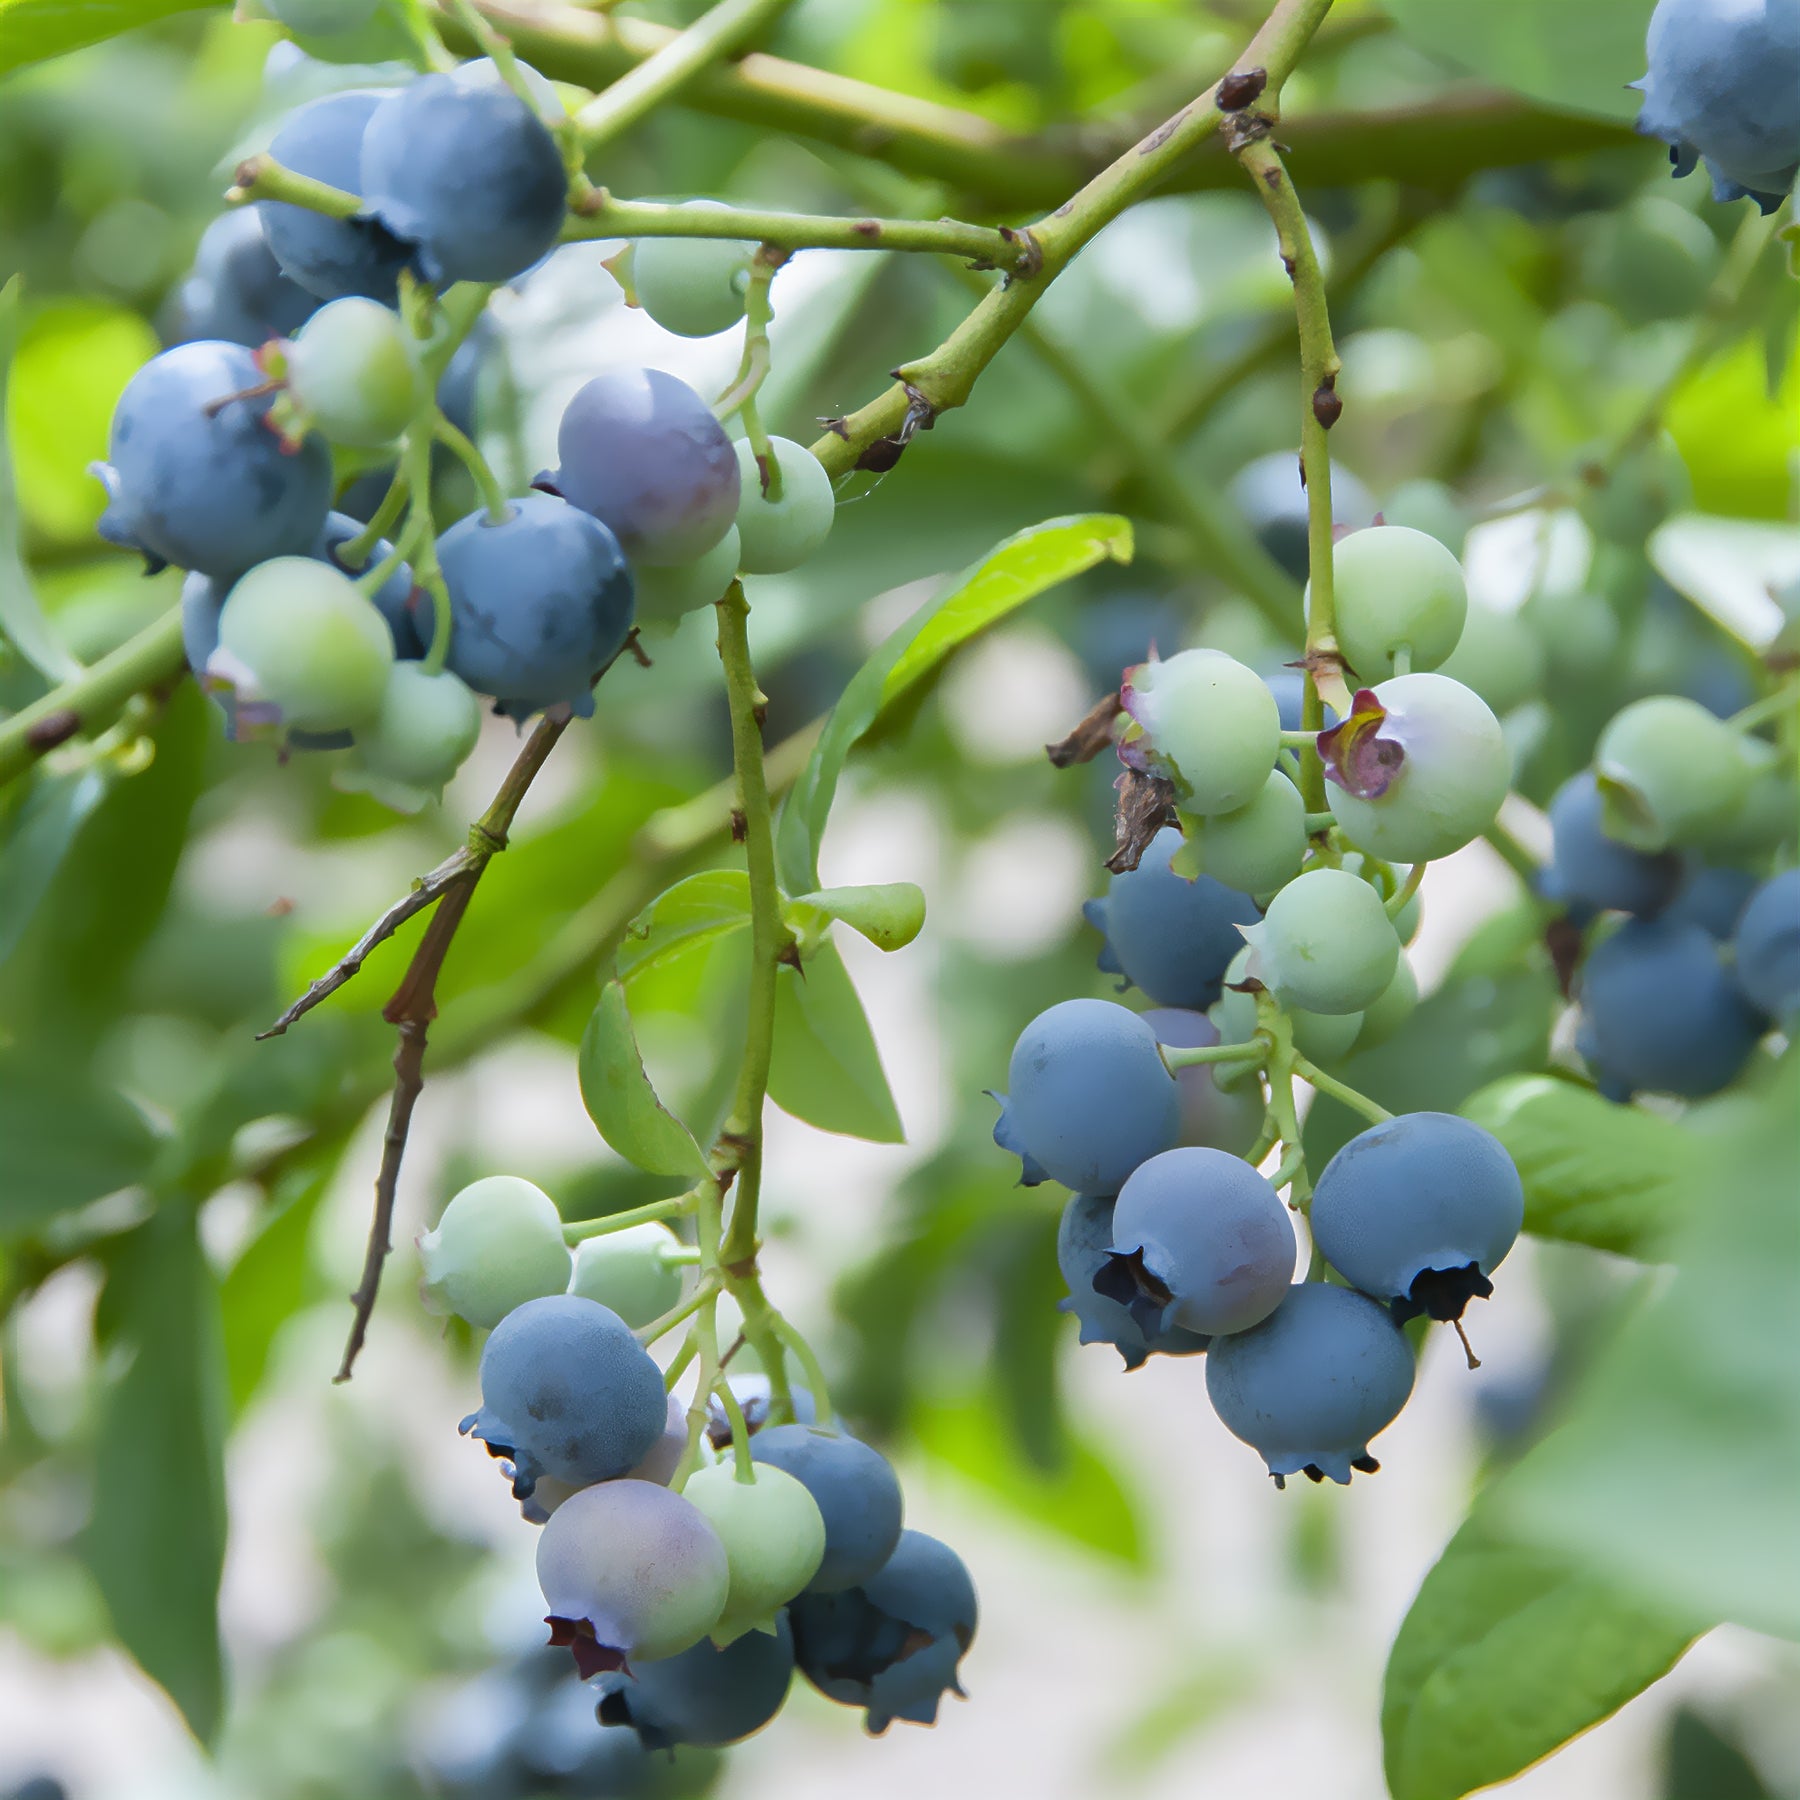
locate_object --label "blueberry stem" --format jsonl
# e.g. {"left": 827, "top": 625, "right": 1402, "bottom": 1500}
{"left": 1279, "top": 728, "right": 1317, "bottom": 748}
{"left": 1384, "top": 860, "right": 1425, "bottom": 920}
{"left": 637, "top": 1276, "right": 721, "bottom": 1348}
{"left": 715, "top": 1370, "right": 756, "bottom": 1481}
{"left": 714, "top": 248, "right": 785, "bottom": 497}
{"left": 562, "top": 1190, "right": 699, "bottom": 1242}
{"left": 1234, "top": 130, "right": 1341, "bottom": 816}
{"left": 1294, "top": 1057, "right": 1393, "bottom": 1125}
{"left": 1727, "top": 682, "right": 1796, "bottom": 735}
{"left": 337, "top": 469, "right": 411, "bottom": 572}
{"left": 441, "top": 0, "right": 542, "bottom": 109}
{"left": 433, "top": 412, "right": 513, "bottom": 524}
{"left": 1303, "top": 810, "right": 1336, "bottom": 832}
{"left": 568, "top": 192, "right": 1039, "bottom": 275}
{"left": 1161, "top": 1040, "right": 1267, "bottom": 1071}
{"left": 770, "top": 1311, "right": 835, "bottom": 1432}
{"left": 224, "top": 154, "right": 362, "bottom": 219}
{"left": 572, "top": 0, "right": 794, "bottom": 148}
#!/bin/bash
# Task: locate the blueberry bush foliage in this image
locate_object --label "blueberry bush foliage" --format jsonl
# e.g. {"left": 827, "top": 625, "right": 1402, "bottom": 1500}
{"left": 0, "top": 0, "right": 1797, "bottom": 1795}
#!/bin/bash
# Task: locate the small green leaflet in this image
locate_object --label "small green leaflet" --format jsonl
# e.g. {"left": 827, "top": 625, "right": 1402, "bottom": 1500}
{"left": 0, "top": 276, "right": 80, "bottom": 680}
{"left": 1382, "top": 1514, "right": 1697, "bottom": 1800}
{"left": 1462, "top": 1074, "right": 1691, "bottom": 1257}
{"left": 578, "top": 978, "right": 710, "bottom": 1178}
{"left": 775, "top": 513, "right": 1132, "bottom": 893}
{"left": 784, "top": 882, "right": 926, "bottom": 955}
{"left": 615, "top": 869, "right": 752, "bottom": 988}
{"left": 766, "top": 935, "right": 903, "bottom": 1143}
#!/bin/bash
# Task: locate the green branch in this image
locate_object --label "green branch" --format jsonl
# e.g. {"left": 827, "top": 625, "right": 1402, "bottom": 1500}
{"left": 448, "top": 1, "right": 1639, "bottom": 211}
{"left": 0, "top": 607, "right": 187, "bottom": 788}
{"left": 567, "top": 190, "right": 1037, "bottom": 272}
{"left": 226, "top": 154, "right": 362, "bottom": 218}
{"left": 1235, "top": 131, "right": 1341, "bottom": 810}
{"left": 807, "top": 0, "right": 1338, "bottom": 479}
{"left": 572, "top": 0, "right": 793, "bottom": 148}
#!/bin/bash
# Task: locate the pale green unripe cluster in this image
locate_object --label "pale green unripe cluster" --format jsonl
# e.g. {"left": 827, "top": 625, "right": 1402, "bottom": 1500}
{"left": 570, "top": 1223, "right": 689, "bottom": 1329}
{"left": 1594, "top": 695, "right": 1756, "bottom": 852}
{"left": 1180, "top": 768, "right": 1306, "bottom": 898}
{"left": 1243, "top": 867, "right": 1398, "bottom": 1017}
{"left": 284, "top": 296, "right": 427, "bottom": 449}
{"left": 1121, "top": 648, "right": 1280, "bottom": 814}
{"left": 1320, "top": 525, "right": 1468, "bottom": 681}
{"left": 684, "top": 1461, "right": 827, "bottom": 1644}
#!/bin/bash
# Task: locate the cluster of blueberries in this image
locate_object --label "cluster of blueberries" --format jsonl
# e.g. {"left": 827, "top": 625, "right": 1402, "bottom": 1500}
{"left": 1546, "top": 725, "right": 1800, "bottom": 1098}
{"left": 995, "top": 525, "right": 1532, "bottom": 1483}
{"left": 98, "top": 58, "right": 836, "bottom": 810}
{"left": 414, "top": 1176, "right": 976, "bottom": 1758}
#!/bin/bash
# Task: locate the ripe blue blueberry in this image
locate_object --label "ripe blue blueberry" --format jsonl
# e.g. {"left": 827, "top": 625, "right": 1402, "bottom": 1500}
{"left": 549, "top": 369, "right": 740, "bottom": 566}
{"left": 536, "top": 1479, "right": 729, "bottom": 1672}
{"left": 1634, "top": 0, "right": 1800, "bottom": 210}
{"left": 258, "top": 90, "right": 416, "bottom": 302}
{"left": 991, "top": 998, "right": 1180, "bottom": 1193}
{"left": 359, "top": 72, "right": 567, "bottom": 286}
{"left": 1544, "top": 772, "right": 1684, "bottom": 918}
{"left": 789, "top": 1530, "right": 977, "bottom": 1735}
{"left": 596, "top": 1612, "right": 796, "bottom": 1749}
{"left": 170, "top": 207, "right": 317, "bottom": 348}
{"left": 1578, "top": 915, "right": 1765, "bottom": 1098}
{"left": 1662, "top": 861, "right": 1757, "bottom": 938}
{"left": 1205, "top": 1282, "right": 1416, "bottom": 1486}
{"left": 1084, "top": 826, "right": 1260, "bottom": 1010}
{"left": 747, "top": 1426, "right": 904, "bottom": 1594}
{"left": 1142, "top": 1008, "right": 1264, "bottom": 1155}
{"left": 1732, "top": 868, "right": 1800, "bottom": 1021}
{"left": 461, "top": 1293, "right": 667, "bottom": 1496}
{"left": 1096, "top": 1147, "right": 1294, "bottom": 1337}
{"left": 1056, "top": 1192, "right": 1210, "bottom": 1369}
{"left": 432, "top": 493, "right": 635, "bottom": 720}
{"left": 519, "top": 1391, "right": 691, "bottom": 1524}
{"left": 93, "top": 340, "right": 332, "bottom": 579}
{"left": 1311, "top": 1112, "right": 1523, "bottom": 1326}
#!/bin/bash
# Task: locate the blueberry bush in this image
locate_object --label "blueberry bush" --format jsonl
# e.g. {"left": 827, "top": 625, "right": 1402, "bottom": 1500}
{"left": 0, "top": 0, "right": 1796, "bottom": 1796}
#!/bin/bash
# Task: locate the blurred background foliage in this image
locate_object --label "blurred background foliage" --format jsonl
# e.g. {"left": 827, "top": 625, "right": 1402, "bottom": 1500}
{"left": 0, "top": 1, "right": 1797, "bottom": 1797}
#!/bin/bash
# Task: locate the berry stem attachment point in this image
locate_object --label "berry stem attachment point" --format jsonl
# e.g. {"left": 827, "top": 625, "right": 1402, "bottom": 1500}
{"left": 1384, "top": 861, "right": 1426, "bottom": 920}
{"left": 1161, "top": 1040, "right": 1268, "bottom": 1071}
{"left": 434, "top": 412, "right": 514, "bottom": 524}
{"left": 1293, "top": 1057, "right": 1393, "bottom": 1126}
{"left": 225, "top": 154, "right": 363, "bottom": 219}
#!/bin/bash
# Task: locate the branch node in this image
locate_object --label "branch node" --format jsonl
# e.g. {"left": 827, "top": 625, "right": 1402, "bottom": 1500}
{"left": 1216, "top": 67, "right": 1268, "bottom": 112}
{"left": 25, "top": 708, "right": 82, "bottom": 752}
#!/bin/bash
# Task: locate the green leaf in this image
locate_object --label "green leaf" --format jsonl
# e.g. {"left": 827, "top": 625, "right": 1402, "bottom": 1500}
{"left": 578, "top": 978, "right": 710, "bottom": 1178}
{"left": 0, "top": 1051, "right": 159, "bottom": 1236}
{"left": 84, "top": 1203, "right": 229, "bottom": 1744}
{"left": 1496, "top": 1057, "right": 1800, "bottom": 1643}
{"left": 785, "top": 882, "right": 926, "bottom": 954}
{"left": 0, "top": 276, "right": 79, "bottom": 680}
{"left": 1461, "top": 1075, "right": 1693, "bottom": 1257}
{"left": 1380, "top": 0, "right": 1654, "bottom": 124}
{"left": 220, "top": 1161, "right": 334, "bottom": 1416}
{"left": 0, "top": 769, "right": 108, "bottom": 964}
{"left": 616, "top": 870, "right": 751, "bottom": 987}
{"left": 0, "top": 0, "right": 226, "bottom": 75}
{"left": 775, "top": 513, "right": 1132, "bottom": 892}
{"left": 766, "top": 935, "right": 903, "bottom": 1143}
{"left": 1382, "top": 1514, "right": 1698, "bottom": 1800}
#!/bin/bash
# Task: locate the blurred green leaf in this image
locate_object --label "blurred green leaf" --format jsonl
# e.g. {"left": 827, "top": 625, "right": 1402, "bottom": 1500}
{"left": 766, "top": 935, "right": 903, "bottom": 1143}
{"left": 0, "top": 769, "right": 108, "bottom": 964}
{"left": 578, "top": 978, "right": 710, "bottom": 1177}
{"left": 0, "top": 276, "right": 79, "bottom": 680}
{"left": 785, "top": 881, "right": 926, "bottom": 953}
{"left": 220, "top": 1161, "right": 334, "bottom": 1416}
{"left": 1382, "top": 1514, "right": 1697, "bottom": 1800}
{"left": 1496, "top": 1056, "right": 1800, "bottom": 1643}
{"left": 775, "top": 513, "right": 1133, "bottom": 891}
{"left": 1462, "top": 1075, "right": 1692, "bottom": 1257}
{"left": 1661, "top": 1708, "right": 1780, "bottom": 1800}
{"left": 0, "top": 1051, "right": 159, "bottom": 1235}
{"left": 616, "top": 870, "right": 751, "bottom": 988}
{"left": 84, "top": 1202, "right": 228, "bottom": 1744}
{"left": 914, "top": 1390, "right": 1146, "bottom": 1568}
{"left": 1380, "top": 0, "right": 1654, "bottom": 123}
{"left": 0, "top": 0, "right": 227, "bottom": 75}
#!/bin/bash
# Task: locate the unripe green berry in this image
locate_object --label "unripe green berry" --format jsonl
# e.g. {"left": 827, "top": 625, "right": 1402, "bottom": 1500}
{"left": 632, "top": 213, "right": 755, "bottom": 338}
{"left": 1593, "top": 694, "right": 1753, "bottom": 851}
{"left": 283, "top": 297, "right": 427, "bottom": 449}
{"left": 1179, "top": 769, "right": 1305, "bottom": 897}
{"left": 210, "top": 556, "right": 394, "bottom": 734}
{"left": 1379, "top": 479, "right": 1470, "bottom": 554}
{"left": 632, "top": 527, "right": 740, "bottom": 626}
{"left": 418, "top": 1175, "right": 574, "bottom": 1329}
{"left": 1322, "top": 525, "right": 1468, "bottom": 681}
{"left": 1353, "top": 951, "right": 1419, "bottom": 1051}
{"left": 1437, "top": 599, "right": 1545, "bottom": 716}
{"left": 568, "top": 1223, "right": 687, "bottom": 1329}
{"left": 1211, "top": 946, "right": 1361, "bottom": 1079}
{"left": 733, "top": 437, "right": 833, "bottom": 574}
{"left": 683, "top": 1459, "right": 827, "bottom": 1645}
{"left": 1121, "top": 648, "right": 1280, "bottom": 815}
{"left": 337, "top": 664, "right": 483, "bottom": 813}
{"left": 1242, "top": 867, "right": 1398, "bottom": 1016}
{"left": 1324, "top": 673, "right": 1510, "bottom": 864}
